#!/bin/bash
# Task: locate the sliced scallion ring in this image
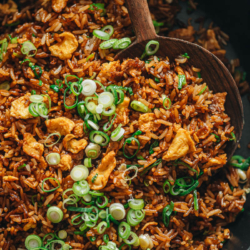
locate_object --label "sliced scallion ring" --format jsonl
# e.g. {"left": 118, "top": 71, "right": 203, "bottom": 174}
{"left": 70, "top": 165, "right": 89, "bottom": 181}
{"left": 25, "top": 235, "right": 43, "bottom": 250}
{"left": 163, "top": 97, "right": 171, "bottom": 109}
{"left": 102, "top": 104, "right": 116, "bottom": 116}
{"left": 145, "top": 40, "right": 159, "bottom": 56}
{"left": 72, "top": 180, "right": 90, "bottom": 197}
{"left": 47, "top": 206, "right": 63, "bottom": 223}
{"left": 98, "top": 92, "right": 114, "bottom": 108}
{"left": 84, "top": 158, "right": 92, "bottom": 168}
{"left": 96, "top": 221, "right": 108, "bottom": 234}
{"left": 128, "top": 199, "right": 144, "bottom": 210}
{"left": 109, "top": 203, "right": 126, "bottom": 220}
{"left": 89, "top": 131, "right": 110, "bottom": 146}
{"left": 111, "top": 124, "right": 125, "bottom": 142}
{"left": 118, "top": 222, "right": 131, "bottom": 239}
{"left": 85, "top": 143, "right": 101, "bottom": 159}
{"left": 99, "top": 210, "right": 107, "bottom": 219}
{"left": 88, "top": 120, "right": 99, "bottom": 130}
{"left": 113, "top": 38, "right": 132, "bottom": 50}
{"left": 93, "top": 29, "right": 110, "bottom": 40}
{"left": 100, "top": 39, "right": 118, "bottom": 49}
{"left": 46, "top": 152, "right": 61, "bottom": 165}
{"left": 58, "top": 230, "right": 67, "bottom": 239}
{"left": 44, "top": 132, "right": 61, "bottom": 147}
{"left": 123, "top": 232, "right": 140, "bottom": 246}
{"left": 101, "top": 25, "right": 114, "bottom": 36}
{"left": 81, "top": 79, "right": 97, "bottom": 96}
{"left": 21, "top": 41, "right": 37, "bottom": 57}
{"left": 86, "top": 102, "right": 97, "bottom": 114}
{"left": 130, "top": 100, "right": 149, "bottom": 113}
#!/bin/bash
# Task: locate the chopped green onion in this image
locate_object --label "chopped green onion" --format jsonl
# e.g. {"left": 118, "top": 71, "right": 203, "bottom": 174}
{"left": 45, "top": 240, "right": 65, "bottom": 249}
{"left": 100, "top": 39, "right": 118, "bottom": 49}
{"left": 70, "top": 165, "right": 89, "bottom": 181}
{"left": 96, "top": 196, "right": 108, "bottom": 208}
{"left": 229, "top": 155, "right": 250, "bottom": 170}
{"left": 118, "top": 222, "right": 131, "bottom": 239}
{"left": 25, "top": 235, "right": 42, "bottom": 249}
{"left": 99, "top": 210, "right": 107, "bottom": 219}
{"left": 113, "top": 38, "right": 132, "bottom": 50}
{"left": 89, "top": 3, "right": 106, "bottom": 16}
{"left": 50, "top": 85, "right": 59, "bottom": 93}
{"left": 149, "top": 140, "right": 159, "bottom": 155}
{"left": 182, "top": 52, "right": 190, "bottom": 59}
{"left": 198, "top": 86, "right": 207, "bottom": 95}
{"left": 47, "top": 206, "right": 63, "bottom": 223}
{"left": 163, "top": 180, "right": 170, "bottom": 193}
{"left": 71, "top": 214, "right": 83, "bottom": 225}
{"left": 17, "top": 163, "right": 27, "bottom": 170}
{"left": 140, "top": 159, "right": 162, "bottom": 176}
{"left": 84, "top": 158, "right": 92, "bottom": 168}
{"left": 58, "top": 230, "right": 67, "bottom": 240}
{"left": 173, "top": 160, "right": 198, "bottom": 177}
{"left": 41, "top": 177, "right": 60, "bottom": 193}
{"left": 5, "top": 20, "right": 20, "bottom": 26}
{"left": 77, "top": 101, "right": 86, "bottom": 119}
{"left": 31, "top": 90, "right": 36, "bottom": 95}
{"left": 67, "top": 206, "right": 93, "bottom": 213}
{"left": 103, "top": 114, "right": 117, "bottom": 132}
{"left": 123, "top": 137, "right": 140, "bottom": 159}
{"left": 44, "top": 132, "right": 61, "bottom": 147}
{"left": 197, "top": 72, "right": 201, "bottom": 78}
{"left": 123, "top": 231, "right": 140, "bottom": 246}
{"left": 152, "top": 20, "right": 164, "bottom": 27}
{"left": 0, "top": 81, "right": 10, "bottom": 90}
{"left": 98, "top": 92, "right": 114, "bottom": 108}
{"left": 101, "top": 25, "right": 114, "bottom": 36}
{"left": 64, "top": 88, "right": 78, "bottom": 109}
{"left": 229, "top": 132, "right": 236, "bottom": 141}
{"left": 10, "top": 37, "right": 18, "bottom": 44}
{"left": 72, "top": 180, "right": 90, "bottom": 197}
{"left": 93, "top": 29, "right": 110, "bottom": 40}
{"left": 130, "top": 100, "right": 149, "bottom": 113}
{"left": 46, "top": 152, "right": 61, "bottom": 165}
{"left": 145, "top": 40, "right": 159, "bottom": 56}
{"left": 86, "top": 53, "right": 94, "bottom": 62}
{"left": 89, "top": 130, "right": 110, "bottom": 146}
{"left": 211, "top": 133, "right": 220, "bottom": 142}
{"left": 163, "top": 97, "right": 171, "bottom": 109}
{"left": 29, "top": 94, "right": 43, "bottom": 103}
{"left": 102, "top": 104, "right": 116, "bottom": 116}
{"left": 21, "top": 41, "right": 37, "bottom": 57}
{"left": 97, "top": 221, "right": 108, "bottom": 234}
{"left": 89, "top": 236, "right": 96, "bottom": 242}
{"left": 126, "top": 209, "right": 145, "bottom": 226}
{"left": 91, "top": 173, "right": 98, "bottom": 183}
{"left": 109, "top": 203, "right": 126, "bottom": 220}
{"left": 162, "top": 201, "right": 174, "bottom": 227}
{"left": 29, "top": 64, "right": 43, "bottom": 79}
{"left": 155, "top": 77, "right": 160, "bottom": 83}
{"left": 42, "top": 233, "right": 54, "bottom": 243}
{"left": 193, "top": 190, "right": 199, "bottom": 211}
{"left": 128, "top": 199, "right": 144, "bottom": 210}
{"left": 103, "top": 234, "right": 109, "bottom": 244}
{"left": 85, "top": 143, "right": 101, "bottom": 159}
{"left": 111, "top": 124, "right": 125, "bottom": 142}
{"left": 81, "top": 79, "right": 96, "bottom": 96}
{"left": 71, "top": 82, "right": 83, "bottom": 96}
{"left": 178, "top": 74, "right": 186, "bottom": 90}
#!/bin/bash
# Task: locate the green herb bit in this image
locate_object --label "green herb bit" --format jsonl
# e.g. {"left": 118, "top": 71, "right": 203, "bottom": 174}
{"left": 178, "top": 74, "right": 186, "bottom": 90}
{"left": 149, "top": 140, "right": 159, "bottom": 155}
{"left": 140, "top": 159, "right": 162, "bottom": 176}
{"left": 182, "top": 53, "right": 190, "bottom": 59}
{"left": 92, "top": 173, "right": 98, "bottom": 183}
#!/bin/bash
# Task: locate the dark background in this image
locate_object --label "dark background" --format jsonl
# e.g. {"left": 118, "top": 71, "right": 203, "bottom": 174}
{"left": 196, "top": 1, "right": 250, "bottom": 249}
{"left": 197, "top": 0, "right": 250, "bottom": 83}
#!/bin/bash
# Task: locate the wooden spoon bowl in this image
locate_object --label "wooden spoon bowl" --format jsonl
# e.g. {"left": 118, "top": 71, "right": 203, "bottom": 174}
{"left": 115, "top": 0, "right": 243, "bottom": 161}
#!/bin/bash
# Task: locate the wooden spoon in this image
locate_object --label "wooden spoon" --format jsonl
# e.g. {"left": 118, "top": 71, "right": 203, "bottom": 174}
{"left": 115, "top": 0, "right": 244, "bottom": 161}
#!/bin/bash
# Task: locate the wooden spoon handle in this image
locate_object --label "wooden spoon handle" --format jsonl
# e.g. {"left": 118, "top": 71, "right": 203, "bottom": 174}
{"left": 126, "top": 0, "right": 157, "bottom": 43}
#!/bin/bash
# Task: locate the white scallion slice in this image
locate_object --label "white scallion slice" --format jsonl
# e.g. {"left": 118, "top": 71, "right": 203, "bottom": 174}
{"left": 109, "top": 203, "right": 125, "bottom": 220}
{"left": 47, "top": 206, "right": 63, "bottom": 223}
{"left": 96, "top": 104, "right": 103, "bottom": 114}
{"left": 83, "top": 194, "right": 92, "bottom": 202}
{"left": 70, "top": 165, "right": 89, "bottom": 181}
{"left": 94, "top": 134, "right": 104, "bottom": 144}
{"left": 85, "top": 143, "right": 101, "bottom": 159}
{"left": 88, "top": 120, "right": 99, "bottom": 130}
{"left": 81, "top": 79, "right": 97, "bottom": 96}
{"left": 58, "top": 230, "right": 67, "bottom": 239}
{"left": 46, "top": 153, "right": 60, "bottom": 165}
{"left": 111, "top": 125, "right": 125, "bottom": 142}
{"left": 0, "top": 81, "right": 10, "bottom": 90}
{"left": 30, "top": 95, "right": 43, "bottom": 103}
{"left": 98, "top": 92, "right": 114, "bottom": 108}
{"left": 86, "top": 102, "right": 97, "bottom": 114}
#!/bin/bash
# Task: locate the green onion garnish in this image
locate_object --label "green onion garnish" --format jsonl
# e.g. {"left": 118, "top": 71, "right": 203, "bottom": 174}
{"left": 178, "top": 74, "right": 186, "bottom": 90}
{"left": 182, "top": 52, "right": 190, "bottom": 59}
{"left": 162, "top": 201, "right": 174, "bottom": 227}
{"left": 149, "top": 140, "right": 159, "bottom": 155}
{"left": 21, "top": 41, "right": 37, "bottom": 57}
{"left": 41, "top": 177, "right": 60, "bottom": 193}
{"left": 193, "top": 190, "right": 199, "bottom": 211}
{"left": 130, "top": 100, "right": 149, "bottom": 113}
{"left": 91, "top": 173, "right": 98, "bottom": 183}
{"left": 123, "top": 137, "right": 140, "bottom": 159}
{"left": 113, "top": 38, "right": 132, "bottom": 50}
{"left": 198, "top": 86, "right": 207, "bottom": 95}
{"left": 47, "top": 206, "right": 63, "bottom": 223}
{"left": 25, "top": 235, "right": 43, "bottom": 249}
{"left": 140, "top": 159, "right": 162, "bottom": 176}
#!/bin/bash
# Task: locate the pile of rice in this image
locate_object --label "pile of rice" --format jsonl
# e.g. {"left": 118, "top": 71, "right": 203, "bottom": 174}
{"left": 0, "top": 1, "right": 248, "bottom": 250}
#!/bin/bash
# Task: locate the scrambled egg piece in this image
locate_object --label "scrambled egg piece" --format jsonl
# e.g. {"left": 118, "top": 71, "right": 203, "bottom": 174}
{"left": 45, "top": 117, "right": 75, "bottom": 136}
{"left": 87, "top": 151, "right": 116, "bottom": 190}
{"left": 138, "top": 113, "right": 161, "bottom": 132}
{"left": 10, "top": 93, "right": 33, "bottom": 119}
{"left": 52, "top": 0, "right": 68, "bottom": 13}
{"left": 58, "top": 153, "right": 73, "bottom": 171}
{"left": 203, "top": 155, "right": 227, "bottom": 168}
{"left": 163, "top": 128, "right": 196, "bottom": 161}
{"left": 63, "top": 134, "right": 88, "bottom": 154}
{"left": 49, "top": 32, "right": 78, "bottom": 60}
{"left": 115, "top": 96, "right": 130, "bottom": 125}
{"left": 72, "top": 122, "right": 84, "bottom": 138}
{"left": 97, "top": 61, "right": 123, "bottom": 83}
{"left": 23, "top": 133, "right": 47, "bottom": 169}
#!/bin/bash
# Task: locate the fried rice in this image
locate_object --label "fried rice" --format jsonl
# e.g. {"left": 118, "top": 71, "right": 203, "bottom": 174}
{"left": 0, "top": 1, "right": 249, "bottom": 250}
